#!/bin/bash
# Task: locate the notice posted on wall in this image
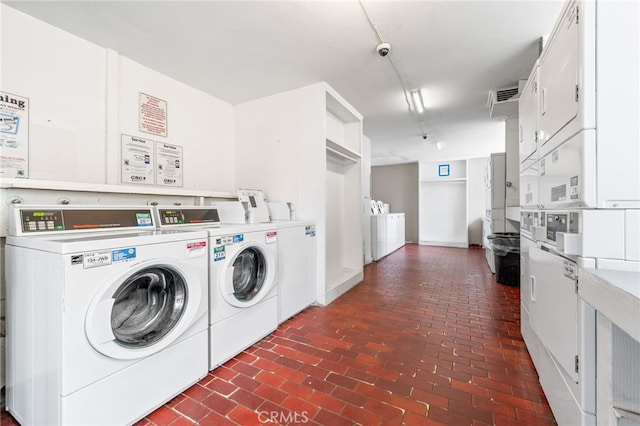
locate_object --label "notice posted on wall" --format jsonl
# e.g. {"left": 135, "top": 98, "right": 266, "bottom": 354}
{"left": 121, "top": 134, "right": 155, "bottom": 185}
{"left": 0, "top": 91, "right": 29, "bottom": 178}
{"left": 139, "top": 93, "right": 167, "bottom": 137}
{"left": 156, "top": 142, "right": 183, "bottom": 187}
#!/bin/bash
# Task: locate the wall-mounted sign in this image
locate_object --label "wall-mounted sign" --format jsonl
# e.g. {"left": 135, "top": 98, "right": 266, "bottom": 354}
{"left": 121, "top": 134, "right": 154, "bottom": 185}
{"left": 438, "top": 163, "right": 450, "bottom": 177}
{"left": 0, "top": 91, "right": 29, "bottom": 178}
{"left": 139, "top": 93, "right": 167, "bottom": 137}
{"left": 156, "top": 142, "right": 183, "bottom": 187}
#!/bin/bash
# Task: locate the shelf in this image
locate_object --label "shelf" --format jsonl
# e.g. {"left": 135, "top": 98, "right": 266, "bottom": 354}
{"left": 506, "top": 206, "right": 521, "bottom": 222}
{"left": 420, "top": 178, "right": 467, "bottom": 183}
{"left": 325, "top": 139, "right": 361, "bottom": 165}
{"left": 0, "top": 178, "right": 237, "bottom": 199}
{"left": 326, "top": 89, "right": 362, "bottom": 123}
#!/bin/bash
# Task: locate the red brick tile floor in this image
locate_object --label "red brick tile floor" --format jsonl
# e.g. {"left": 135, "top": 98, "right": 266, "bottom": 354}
{"left": 1, "top": 245, "right": 556, "bottom": 425}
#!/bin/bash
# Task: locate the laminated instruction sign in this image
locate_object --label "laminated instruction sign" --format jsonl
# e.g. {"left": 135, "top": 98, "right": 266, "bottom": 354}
{"left": 139, "top": 93, "right": 167, "bottom": 137}
{"left": 156, "top": 142, "right": 183, "bottom": 187}
{"left": 0, "top": 91, "right": 29, "bottom": 178}
{"left": 121, "top": 134, "right": 154, "bottom": 185}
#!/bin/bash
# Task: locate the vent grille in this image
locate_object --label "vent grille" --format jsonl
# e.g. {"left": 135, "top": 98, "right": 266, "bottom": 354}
{"left": 496, "top": 87, "right": 519, "bottom": 102}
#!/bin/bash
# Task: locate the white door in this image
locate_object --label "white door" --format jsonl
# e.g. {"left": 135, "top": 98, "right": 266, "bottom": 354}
{"left": 529, "top": 246, "right": 579, "bottom": 382}
{"left": 519, "top": 67, "right": 539, "bottom": 165}
{"left": 538, "top": 0, "right": 580, "bottom": 151}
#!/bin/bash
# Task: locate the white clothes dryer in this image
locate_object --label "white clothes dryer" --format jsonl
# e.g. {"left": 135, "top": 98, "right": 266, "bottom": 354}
{"left": 272, "top": 220, "right": 317, "bottom": 324}
{"left": 5, "top": 206, "right": 209, "bottom": 426}
{"left": 208, "top": 223, "right": 279, "bottom": 369}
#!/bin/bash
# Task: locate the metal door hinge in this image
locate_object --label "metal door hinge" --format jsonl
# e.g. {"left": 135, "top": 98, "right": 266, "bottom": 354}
{"left": 534, "top": 130, "right": 538, "bottom": 143}
{"left": 575, "top": 355, "right": 579, "bottom": 373}
{"left": 575, "top": 279, "right": 579, "bottom": 293}
{"left": 575, "top": 84, "right": 580, "bottom": 102}
{"left": 576, "top": 6, "right": 580, "bottom": 24}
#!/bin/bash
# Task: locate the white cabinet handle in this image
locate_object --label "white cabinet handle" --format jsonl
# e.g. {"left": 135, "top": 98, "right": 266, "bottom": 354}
{"left": 530, "top": 276, "right": 536, "bottom": 302}
{"left": 519, "top": 124, "right": 523, "bottom": 143}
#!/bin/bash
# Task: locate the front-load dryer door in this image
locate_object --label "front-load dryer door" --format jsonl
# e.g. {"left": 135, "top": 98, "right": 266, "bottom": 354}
{"left": 86, "top": 260, "right": 202, "bottom": 360}
{"left": 221, "top": 243, "right": 277, "bottom": 308}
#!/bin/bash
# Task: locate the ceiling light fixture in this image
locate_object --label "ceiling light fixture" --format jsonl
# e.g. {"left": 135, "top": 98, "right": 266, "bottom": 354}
{"left": 411, "top": 90, "right": 425, "bottom": 114}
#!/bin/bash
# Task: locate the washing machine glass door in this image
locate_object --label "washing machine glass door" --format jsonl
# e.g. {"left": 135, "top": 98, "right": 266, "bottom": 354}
{"left": 111, "top": 266, "right": 187, "bottom": 347}
{"left": 231, "top": 247, "right": 266, "bottom": 302}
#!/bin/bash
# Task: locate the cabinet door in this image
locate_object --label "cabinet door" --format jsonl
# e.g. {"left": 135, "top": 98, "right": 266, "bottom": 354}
{"left": 529, "top": 246, "right": 579, "bottom": 383}
{"left": 519, "top": 68, "right": 539, "bottom": 165}
{"left": 538, "top": 0, "right": 580, "bottom": 150}
{"left": 396, "top": 215, "right": 405, "bottom": 250}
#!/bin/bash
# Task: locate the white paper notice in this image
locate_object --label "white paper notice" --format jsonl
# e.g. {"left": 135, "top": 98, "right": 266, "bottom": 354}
{"left": 139, "top": 93, "right": 167, "bottom": 137}
{"left": 121, "top": 134, "right": 154, "bottom": 185}
{"left": 156, "top": 142, "right": 183, "bottom": 187}
{"left": 0, "top": 91, "right": 29, "bottom": 178}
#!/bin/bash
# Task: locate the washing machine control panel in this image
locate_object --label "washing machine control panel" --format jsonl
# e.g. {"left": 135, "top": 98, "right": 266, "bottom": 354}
{"left": 20, "top": 210, "right": 64, "bottom": 232}
{"left": 17, "top": 209, "right": 154, "bottom": 233}
{"left": 157, "top": 208, "right": 220, "bottom": 226}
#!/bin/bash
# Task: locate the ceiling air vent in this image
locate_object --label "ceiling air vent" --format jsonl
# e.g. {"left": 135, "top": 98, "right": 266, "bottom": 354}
{"left": 487, "top": 80, "right": 526, "bottom": 118}
{"left": 496, "top": 87, "right": 519, "bottom": 102}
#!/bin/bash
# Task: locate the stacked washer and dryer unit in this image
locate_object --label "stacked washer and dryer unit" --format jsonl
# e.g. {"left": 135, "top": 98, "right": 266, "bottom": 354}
{"left": 4, "top": 205, "right": 210, "bottom": 425}
{"left": 518, "top": 1, "right": 639, "bottom": 424}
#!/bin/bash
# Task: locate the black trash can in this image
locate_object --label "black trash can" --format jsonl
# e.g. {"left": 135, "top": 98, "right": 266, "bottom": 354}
{"left": 488, "top": 232, "right": 520, "bottom": 286}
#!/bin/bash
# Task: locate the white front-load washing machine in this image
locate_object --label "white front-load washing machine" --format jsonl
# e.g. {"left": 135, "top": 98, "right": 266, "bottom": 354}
{"left": 5, "top": 206, "right": 209, "bottom": 426}
{"left": 208, "top": 223, "right": 279, "bottom": 369}
{"left": 152, "top": 207, "right": 279, "bottom": 370}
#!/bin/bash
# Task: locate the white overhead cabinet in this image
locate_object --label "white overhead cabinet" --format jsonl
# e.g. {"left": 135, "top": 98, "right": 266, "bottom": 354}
{"left": 235, "top": 83, "right": 363, "bottom": 306}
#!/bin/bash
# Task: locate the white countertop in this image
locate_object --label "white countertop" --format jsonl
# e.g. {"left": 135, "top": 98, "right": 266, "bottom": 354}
{"left": 580, "top": 267, "right": 640, "bottom": 342}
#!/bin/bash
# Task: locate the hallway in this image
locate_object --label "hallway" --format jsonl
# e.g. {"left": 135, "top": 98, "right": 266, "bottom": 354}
{"left": 1, "top": 245, "right": 555, "bottom": 425}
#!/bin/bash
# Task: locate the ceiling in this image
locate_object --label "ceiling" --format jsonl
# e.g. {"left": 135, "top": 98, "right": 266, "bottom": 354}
{"left": 4, "top": 1, "right": 563, "bottom": 165}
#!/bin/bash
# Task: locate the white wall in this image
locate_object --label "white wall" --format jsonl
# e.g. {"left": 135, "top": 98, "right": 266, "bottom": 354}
{"left": 419, "top": 180, "right": 468, "bottom": 247}
{"left": 0, "top": 5, "right": 235, "bottom": 192}
{"left": 419, "top": 159, "right": 468, "bottom": 247}
{"left": 113, "top": 56, "right": 235, "bottom": 192}
{"left": 1, "top": 5, "right": 107, "bottom": 183}
{"left": 234, "top": 89, "right": 301, "bottom": 203}
{"left": 371, "top": 163, "right": 419, "bottom": 243}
